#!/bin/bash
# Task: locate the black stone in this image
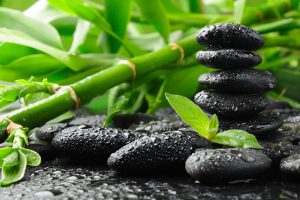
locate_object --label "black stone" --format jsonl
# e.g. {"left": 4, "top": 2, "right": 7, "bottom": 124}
{"left": 199, "top": 69, "right": 275, "bottom": 93}
{"left": 132, "top": 120, "right": 190, "bottom": 134}
{"left": 262, "top": 141, "right": 300, "bottom": 167}
{"left": 109, "top": 113, "right": 158, "bottom": 129}
{"left": 185, "top": 148, "right": 271, "bottom": 183}
{"left": 36, "top": 123, "right": 68, "bottom": 143}
{"left": 219, "top": 111, "right": 283, "bottom": 137}
{"left": 107, "top": 131, "right": 212, "bottom": 174}
{"left": 52, "top": 126, "right": 145, "bottom": 163}
{"left": 196, "top": 23, "right": 264, "bottom": 50}
{"left": 280, "top": 154, "right": 300, "bottom": 178}
{"left": 196, "top": 49, "right": 262, "bottom": 69}
{"left": 27, "top": 142, "right": 57, "bottom": 161}
{"left": 194, "top": 91, "right": 267, "bottom": 118}
{"left": 68, "top": 115, "right": 105, "bottom": 127}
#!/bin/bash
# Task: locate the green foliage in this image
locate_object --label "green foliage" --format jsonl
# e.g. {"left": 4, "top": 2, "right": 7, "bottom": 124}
{"left": 166, "top": 93, "right": 262, "bottom": 149}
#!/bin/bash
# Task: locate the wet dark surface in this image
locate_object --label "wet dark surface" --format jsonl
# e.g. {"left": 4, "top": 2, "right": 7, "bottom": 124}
{"left": 1, "top": 158, "right": 300, "bottom": 200}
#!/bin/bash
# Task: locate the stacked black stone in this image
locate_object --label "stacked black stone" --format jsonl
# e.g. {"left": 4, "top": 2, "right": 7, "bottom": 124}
{"left": 194, "top": 24, "right": 282, "bottom": 136}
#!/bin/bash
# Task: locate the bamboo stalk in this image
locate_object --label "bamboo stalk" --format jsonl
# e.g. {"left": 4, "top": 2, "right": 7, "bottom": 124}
{"left": 2, "top": 36, "right": 198, "bottom": 129}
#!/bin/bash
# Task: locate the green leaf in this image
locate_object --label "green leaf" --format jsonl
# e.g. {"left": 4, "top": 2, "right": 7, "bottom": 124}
{"left": 165, "top": 93, "right": 210, "bottom": 139}
{"left": 105, "top": 0, "right": 131, "bottom": 53}
{"left": 136, "top": 0, "right": 170, "bottom": 43}
{"left": 0, "top": 147, "right": 15, "bottom": 167}
{"left": 208, "top": 114, "right": 219, "bottom": 139}
{"left": 211, "top": 129, "right": 262, "bottom": 149}
{"left": 234, "top": 0, "right": 247, "bottom": 24}
{"left": 0, "top": 7, "right": 63, "bottom": 49}
{"left": 25, "top": 0, "right": 68, "bottom": 23}
{"left": 0, "top": 43, "right": 36, "bottom": 65}
{"left": 161, "top": 0, "right": 186, "bottom": 14}
{"left": 69, "top": 19, "right": 91, "bottom": 53}
{"left": 0, "top": 150, "right": 27, "bottom": 186}
{"left": 22, "top": 92, "right": 51, "bottom": 106}
{"left": 0, "top": 28, "right": 78, "bottom": 70}
{"left": 19, "top": 148, "right": 41, "bottom": 166}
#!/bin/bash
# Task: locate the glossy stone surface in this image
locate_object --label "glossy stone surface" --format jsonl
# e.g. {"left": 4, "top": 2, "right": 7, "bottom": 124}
{"left": 35, "top": 123, "right": 67, "bottom": 143}
{"left": 196, "top": 23, "right": 264, "bottom": 50}
{"left": 199, "top": 69, "right": 276, "bottom": 93}
{"left": 280, "top": 154, "right": 300, "bottom": 178}
{"left": 194, "top": 91, "right": 267, "bottom": 118}
{"left": 185, "top": 148, "right": 271, "bottom": 183}
{"left": 108, "top": 131, "right": 211, "bottom": 174}
{"left": 196, "top": 49, "right": 262, "bottom": 69}
{"left": 52, "top": 126, "right": 145, "bottom": 163}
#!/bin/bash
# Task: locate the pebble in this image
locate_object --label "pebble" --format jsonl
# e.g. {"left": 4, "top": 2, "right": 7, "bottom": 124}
{"left": 194, "top": 91, "right": 267, "bottom": 118}
{"left": 35, "top": 123, "right": 67, "bottom": 143}
{"left": 199, "top": 69, "right": 276, "bottom": 93}
{"left": 196, "top": 48, "right": 262, "bottom": 69}
{"left": 185, "top": 148, "right": 271, "bottom": 183}
{"left": 52, "top": 126, "right": 146, "bottom": 163}
{"left": 68, "top": 115, "right": 105, "bottom": 127}
{"left": 34, "top": 191, "right": 55, "bottom": 198}
{"left": 107, "top": 131, "right": 212, "bottom": 174}
{"left": 280, "top": 154, "right": 300, "bottom": 178}
{"left": 196, "top": 23, "right": 264, "bottom": 50}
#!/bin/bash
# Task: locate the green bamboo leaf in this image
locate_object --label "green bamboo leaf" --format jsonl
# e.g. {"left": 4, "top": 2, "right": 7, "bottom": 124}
{"left": 105, "top": 0, "right": 131, "bottom": 53}
{"left": 136, "top": 0, "right": 171, "bottom": 43}
{"left": 165, "top": 93, "right": 210, "bottom": 139}
{"left": 161, "top": 0, "right": 185, "bottom": 14}
{"left": 7, "top": 54, "right": 65, "bottom": 75}
{"left": 0, "top": 43, "right": 37, "bottom": 65}
{"left": 25, "top": 0, "right": 67, "bottom": 23}
{"left": 211, "top": 130, "right": 262, "bottom": 149}
{"left": 234, "top": 0, "right": 247, "bottom": 24}
{"left": 0, "top": 28, "right": 79, "bottom": 70}
{"left": 19, "top": 148, "right": 41, "bottom": 166}
{"left": 0, "top": 7, "right": 63, "bottom": 49}
{"left": 0, "top": 151, "right": 27, "bottom": 186}
{"left": 69, "top": 20, "right": 91, "bottom": 53}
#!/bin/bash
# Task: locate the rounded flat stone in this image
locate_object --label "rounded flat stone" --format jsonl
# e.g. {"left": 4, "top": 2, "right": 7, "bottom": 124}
{"left": 219, "top": 111, "right": 283, "bottom": 137}
{"left": 107, "top": 131, "right": 212, "bottom": 174}
{"left": 194, "top": 91, "right": 267, "bottom": 118}
{"left": 185, "top": 148, "right": 271, "bottom": 183}
{"left": 196, "top": 49, "right": 262, "bottom": 69}
{"left": 52, "top": 126, "right": 145, "bottom": 163}
{"left": 196, "top": 23, "right": 264, "bottom": 50}
{"left": 199, "top": 69, "right": 276, "bottom": 93}
{"left": 68, "top": 115, "right": 105, "bottom": 127}
{"left": 36, "top": 123, "right": 68, "bottom": 143}
{"left": 280, "top": 154, "right": 300, "bottom": 178}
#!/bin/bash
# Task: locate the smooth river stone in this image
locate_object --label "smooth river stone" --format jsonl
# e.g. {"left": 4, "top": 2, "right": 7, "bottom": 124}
{"left": 185, "top": 148, "right": 271, "bottom": 183}
{"left": 36, "top": 123, "right": 68, "bottom": 143}
{"left": 199, "top": 69, "right": 276, "bottom": 94}
{"left": 219, "top": 111, "right": 282, "bottom": 137}
{"left": 280, "top": 154, "right": 300, "bottom": 178}
{"left": 52, "top": 126, "right": 146, "bottom": 163}
{"left": 196, "top": 23, "right": 264, "bottom": 50}
{"left": 194, "top": 91, "right": 267, "bottom": 118}
{"left": 107, "top": 131, "right": 212, "bottom": 174}
{"left": 196, "top": 49, "right": 262, "bottom": 69}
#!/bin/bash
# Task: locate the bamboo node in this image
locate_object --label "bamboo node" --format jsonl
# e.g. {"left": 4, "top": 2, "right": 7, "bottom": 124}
{"left": 170, "top": 42, "right": 185, "bottom": 62}
{"left": 64, "top": 86, "right": 80, "bottom": 110}
{"left": 118, "top": 60, "right": 137, "bottom": 80}
{"left": 50, "top": 84, "right": 61, "bottom": 94}
{"left": 0, "top": 117, "right": 21, "bottom": 135}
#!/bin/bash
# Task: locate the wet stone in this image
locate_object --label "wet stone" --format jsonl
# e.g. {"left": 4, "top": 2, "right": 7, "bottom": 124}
{"left": 219, "top": 111, "right": 283, "bottom": 137}
{"left": 52, "top": 126, "right": 146, "bottom": 163}
{"left": 27, "top": 142, "right": 57, "bottom": 161}
{"left": 196, "top": 49, "right": 262, "bottom": 69}
{"left": 266, "top": 100, "right": 293, "bottom": 110}
{"left": 109, "top": 113, "right": 158, "bottom": 129}
{"left": 185, "top": 148, "right": 271, "bottom": 183}
{"left": 199, "top": 69, "right": 276, "bottom": 94}
{"left": 196, "top": 23, "right": 264, "bottom": 50}
{"left": 194, "top": 91, "right": 267, "bottom": 118}
{"left": 132, "top": 120, "right": 191, "bottom": 134}
{"left": 262, "top": 141, "right": 300, "bottom": 167}
{"left": 107, "top": 131, "right": 212, "bottom": 174}
{"left": 35, "top": 123, "right": 67, "bottom": 143}
{"left": 68, "top": 115, "right": 106, "bottom": 127}
{"left": 154, "top": 108, "right": 181, "bottom": 121}
{"left": 280, "top": 154, "right": 300, "bottom": 178}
